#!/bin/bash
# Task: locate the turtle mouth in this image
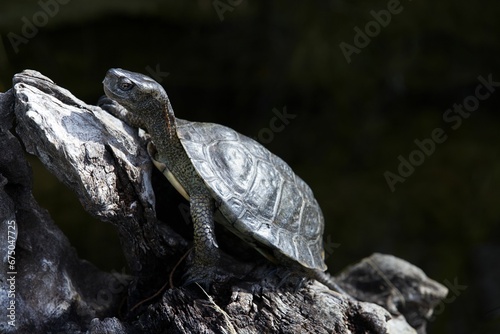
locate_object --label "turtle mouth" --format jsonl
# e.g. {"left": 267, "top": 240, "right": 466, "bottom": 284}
{"left": 102, "top": 81, "right": 119, "bottom": 101}
{"left": 103, "top": 70, "right": 125, "bottom": 101}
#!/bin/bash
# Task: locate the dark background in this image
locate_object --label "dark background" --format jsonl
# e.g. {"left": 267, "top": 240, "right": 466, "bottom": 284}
{"left": 1, "top": 1, "right": 499, "bottom": 333}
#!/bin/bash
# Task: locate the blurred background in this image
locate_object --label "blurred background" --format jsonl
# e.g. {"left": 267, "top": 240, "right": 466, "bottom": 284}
{"left": 1, "top": 1, "right": 499, "bottom": 333}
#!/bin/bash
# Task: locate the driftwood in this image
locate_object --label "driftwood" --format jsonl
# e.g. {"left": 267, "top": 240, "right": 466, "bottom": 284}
{"left": 0, "top": 70, "right": 448, "bottom": 333}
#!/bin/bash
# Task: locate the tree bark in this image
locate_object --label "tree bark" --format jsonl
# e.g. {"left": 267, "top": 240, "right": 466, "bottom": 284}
{"left": 0, "top": 70, "right": 448, "bottom": 333}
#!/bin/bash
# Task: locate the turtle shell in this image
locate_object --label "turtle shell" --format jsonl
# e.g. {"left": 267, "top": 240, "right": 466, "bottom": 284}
{"left": 173, "top": 119, "right": 327, "bottom": 271}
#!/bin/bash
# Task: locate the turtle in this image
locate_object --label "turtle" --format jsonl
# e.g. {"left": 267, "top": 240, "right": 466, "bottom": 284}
{"left": 102, "top": 68, "right": 343, "bottom": 292}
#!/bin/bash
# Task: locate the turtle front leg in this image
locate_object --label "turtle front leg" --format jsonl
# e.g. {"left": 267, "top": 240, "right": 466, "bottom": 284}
{"left": 183, "top": 193, "right": 222, "bottom": 288}
{"left": 98, "top": 96, "right": 148, "bottom": 129}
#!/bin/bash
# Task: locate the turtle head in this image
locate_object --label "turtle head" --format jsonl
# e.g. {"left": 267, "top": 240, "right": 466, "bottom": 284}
{"left": 103, "top": 68, "right": 177, "bottom": 137}
{"left": 103, "top": 68, "right": 169, "bottom": 116}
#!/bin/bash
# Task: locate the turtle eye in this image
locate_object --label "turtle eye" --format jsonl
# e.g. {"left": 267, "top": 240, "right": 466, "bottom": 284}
{"left": 119, "top": 79, "right": 135, "bottom": 91}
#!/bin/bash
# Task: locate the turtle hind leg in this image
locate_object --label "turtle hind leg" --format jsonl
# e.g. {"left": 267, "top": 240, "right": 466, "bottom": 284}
{"left": 274, "top": 268, "right": 308, "bottom": 292}
{"left": 311, "top": 270, "right": 355, "bottom": 300}
{"left": 182, "top": 193, "right": 223, "bottom": 290}
{"left": 245, "top": 265, "right": 308, "bottom": 293}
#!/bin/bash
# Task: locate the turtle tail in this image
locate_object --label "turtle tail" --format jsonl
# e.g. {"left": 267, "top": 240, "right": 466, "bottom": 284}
{"left": 312, "top": 270, "right": 354, "bottom": 299}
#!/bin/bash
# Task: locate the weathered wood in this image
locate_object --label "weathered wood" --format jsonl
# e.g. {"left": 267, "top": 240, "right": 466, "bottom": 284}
{"left": 0, "top": 70, "right": 448, "bottom": 333}
{"left": 0, "top": 87, "right": 130, "bottom": 333}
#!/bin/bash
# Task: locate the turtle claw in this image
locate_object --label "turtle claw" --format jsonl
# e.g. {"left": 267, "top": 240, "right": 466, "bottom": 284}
{"left": 98, "top": 95, "right": 133, "bottom": 123}
{"left": 97, "top": 95, "right": 120, "bottom": 113}
{"left": 182, "top": 265, "right": 221, "bottom": 291}
{"left": 181, "top": 250, "right": 244, "bottom": 290}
